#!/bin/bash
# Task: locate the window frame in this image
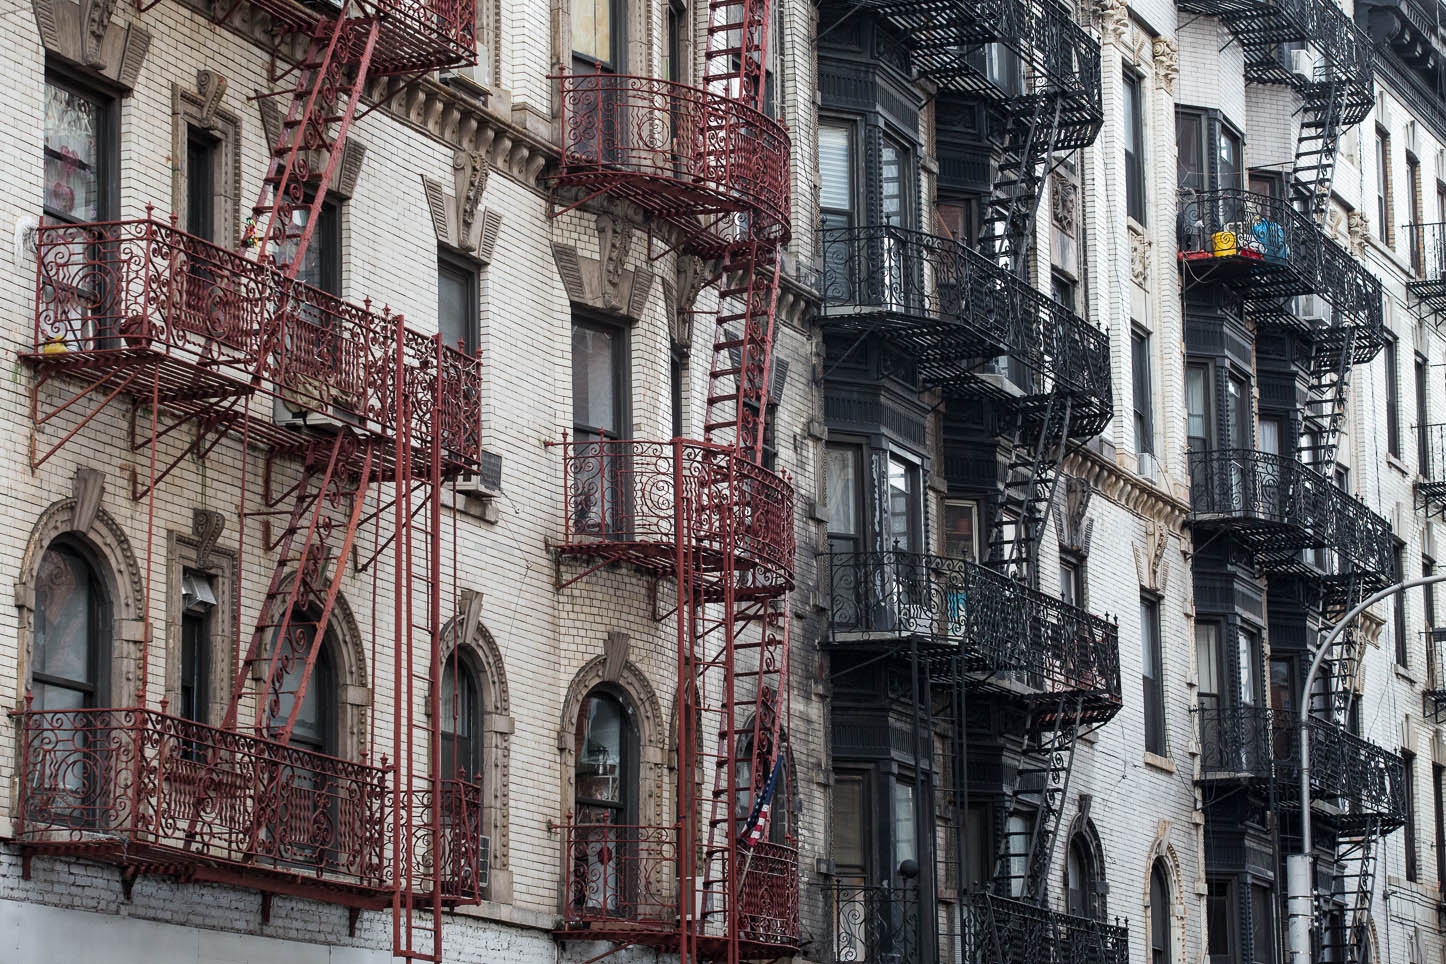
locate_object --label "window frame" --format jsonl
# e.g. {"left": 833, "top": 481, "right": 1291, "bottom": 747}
{"left": 1396, "top": 541, "right": 1410, "bottom": 668}
{"left": 1132, "top": 326, "right": 1155, "bottom": 456}
{"left": 437, "top": 246, "right": 481, "bottom": 357}
{"left": 441, "top": 649, "right": 485, "bottom": 782}
{"left": 1150, "top": 858, "right": 1172, "bottom": 964}
{"left": 571, "top": 0, "right": 626, "bottom": 72}
{"left": 32, "top": 539, "right": 112, "bottom": 710}
{"left": 186, "top": 126, "right": 219, "bottom": 242}
{"left": 1386, "top": 333, "right": 1403, "bottom": 458}
{"left": 1404, "top": 749, "right": 1419, "bottom": 882}
{"left": 571, "top": 312, "right": 630, "bottom": 443}
{"left": 43, "top": 70, "right": 119, "bottom": 225}
{"left": 1376, "top": 126, "right": 1394, "bottom": 246}
{"left": 1408, "top": 152, "right": 1424, "bottom": 273}
{"left": 1123, "top": 69, "right": 1147, "bottom": 224}
{"left": 1141, "top": 593, "right": 1166, "bottom": 756}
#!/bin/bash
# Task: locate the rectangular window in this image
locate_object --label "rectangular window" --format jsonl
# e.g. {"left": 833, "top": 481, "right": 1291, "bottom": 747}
{"left": 1418, "top": 354, "right": 1431, "bottom": 472}
{"left": 824, "top": 444, "right": 863, "bottom": 554}
{"left": 943, "top": 499, "right": 980, "bottom": 563}
{"left": 1059, "top": 557, "right": 1083, "bottom": 609}
{"left": 1377, "top": 128, "right": 1394, "bottom": 245}
{"left": 832, "top": 774, "right": 867, "bottom": 875}
{"left": 892, "top": 779, "right": 917, "bottom": 873}
{"left": 178, "top": 569, "right": 217, "bottom": 728}
{"left": 1051, "top": 271, "right": 1078, "bottom": 313}
{"left": 1141, "top": 594, "right": 1165, "bottom": 755}
{"left": 886, "top": 455, "right": 920, "bottom": 554}
{"left": 1405, "top": 750, "right": 1419, "bottom": 881}
{"left": 1409, "top": 153, "right": 1424, "bottom": 273}
{"left": 1186, "top": 364, "right": 1211, "bottom": 452}
{"left": 1132, "top": 327, "right": 1154, "bottom": 456}
{"left": 1123, "top": 71, "right": 1147, "bottom": 223}
{"left": 1206, "top": 878, "right": 1234, "bottom": 962}
{"left": 670, "top": 355, "right": 684, "bottom": 439}
{"left": 186, "top": 127, "right": 218, "bottom": 242}
{"left": 1175, "top": 110, "right": 1206, "bottom": 193}
{"left": 1397, "top": 543, "right": 1410, "bottom": 667}
{"left": 1251, "top": 884, "right": 1275, "bottom": 964}
{"left": 437, "top": 249, "right": 480, "bottom": 356}
{"left": 44, "top": 76, "right": 115, "bottom": 223}
{"left": 819, "top": 124, "right": 854, "bottom": 228}
{"left": 1387, "top": 335, "right": 1402, "bottom": 458}
{"left": 279, "top": 197, "right": 342, "bottom": 296}
{"left": 664, "top": 0, "right": 685, "bottom": 84}
{"left": 1434, "top": 762, "right": 1445, "bottom": 886}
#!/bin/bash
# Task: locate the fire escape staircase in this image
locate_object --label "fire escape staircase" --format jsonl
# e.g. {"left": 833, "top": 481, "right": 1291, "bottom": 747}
{"left": 1294, "top": 69, "right": 1351, "bottom": 222}
{"left": 1316, "top": 820, "right": 1382, "bottom": 964}
{"left": 1296, "top": 314, "right": 1357, "bottom": 467}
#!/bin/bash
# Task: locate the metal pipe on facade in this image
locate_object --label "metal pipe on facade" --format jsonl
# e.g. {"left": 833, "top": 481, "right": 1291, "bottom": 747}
{"left": 1288, "top": 571, "right": 1446, "bottom": 962}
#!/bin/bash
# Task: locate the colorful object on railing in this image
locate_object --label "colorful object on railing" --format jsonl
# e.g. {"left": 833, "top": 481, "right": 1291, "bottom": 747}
{"left": 739, "top": 754, "right": 783, "bottom": 847}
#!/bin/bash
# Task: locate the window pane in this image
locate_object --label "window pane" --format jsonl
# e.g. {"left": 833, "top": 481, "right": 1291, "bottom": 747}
{"left": 819, "top": 126, "right": 852, "bottom": 214}
{"left": 1206, "top": 880, "right": 1231, "bottom": 956}
{"left": 1186, "top": 365, "right": 1209, "bottom": 448}
{"left": 573, "top": 0, "right": 611, "bottom": 62}
{"left": 824, "top": 445, "right": 860, "bottom": 538}
{"left": 45, "top": 83, "right": 101, "bottom": 221}
{"left": 887, "top": 457, "right": 917, "bottom": 553}
{"left": 1133, "top": 330, "right": 1153, "bottom": 454}
{"left": 1196, "top": 624, "right": 1219, "bottom": 698}
{"left": 833, "top": 775, "right": 865, "bottom": 870}
{"left": 268, "top": 621, "right": 332, "bottom": 753}
{"left": 35, "top": 547, "right": 95, "bottom": 686}
{"left": 572, "top": 324, "right": 621, "bottom": 437}
{"left": 576, "top": 694, "right": 625, "bottom": 805}
{"left": 880, "top": 140, "right": 905, "bottom": 225}
{"left": 944, "top": 500, "right": 979, "bottom": 562}
{"left": 1176, "top": 113, "right": 1204, "bottom": 192}
{"left": 892, "top": 780, "right": 916, "bottom": 873}
{"left": 1251, "top": 885, "right": 1274, "bottom": 963}
{"left": 438, "top": 260, "right": 477, "bottom": 355}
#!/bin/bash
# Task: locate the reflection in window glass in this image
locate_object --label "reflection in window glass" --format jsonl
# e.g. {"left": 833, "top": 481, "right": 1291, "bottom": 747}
{"left": 44, "top": 83, "right": 101, "bottom": 221}
{"left": 944, "top": 500, "right": 980, "bottom": 562}
{"left": 573, "top": 0, "right": 612, "bottom": 64}
{"left": 575, "top": 693, "right": 627, "bottom": 821}
{"left": 34, "top": 545, "right": 105, "bottom": 711}
{"left": 887, "top": 456, "right": 917, "bottom": 553}
{"left": 892, "top": 780, "right": 916, "bottom": 874}
{"left": 824, "top": 445, "right": 861, "bottom": 542}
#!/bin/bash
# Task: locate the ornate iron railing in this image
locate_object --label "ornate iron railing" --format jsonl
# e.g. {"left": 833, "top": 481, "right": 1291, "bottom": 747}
{"left": 1418, "top": 424, "right": 1446, "bottom": 503}
{"left": 961, "top": 893, "right": 1128, "bottom": 964}
{"left": 232, "top": 0, "right": 475, "bottom": 73}
{"left": 1196, "top": 704, "right": 1275, "bottom": 778}
{"left": 12, "top": 707, "right": 487, "bottom": 901}
{"left": 817, "top": 225, "right": 1112, "bottom": 421}
{"left": 1186, "top": 449, "right": 1395, "bottom": 585}
{"left": 552, "top": 73, "right": 791, "bottom": 250}
{"left": 825, "top": 551, "right": 1121, "bottom": 704}
{"left": 823, "top": 881, "right": 924, "bottom": 964}
{"left": 1405, "top": 223, "right": 1446, "bottom": 313}
{"left": 1424, "top": 628, "right": 1446, "bottom": 724}
{"left": 29, "top": 217, "right": 484, "bottom": 473}
{"left": 561, "top": 822, "right": 679, "bottom": 928}
{"left": 1177, "top": 189, "right": 1319, "bottom": 295}
{"left": 1273, "top": 716, "right": 1407, "bottom": 830}
{"left": 737, "top": 840, "right": 801, "bottom": 947}
{"left": 553, "top": 437, "right": 795, "bottom": 589}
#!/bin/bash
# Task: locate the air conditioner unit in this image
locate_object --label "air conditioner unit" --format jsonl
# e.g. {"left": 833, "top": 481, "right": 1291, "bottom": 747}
{"left": 1290, "top": 48, "right": 1318, "bottom": 84}
{"left": 975, "top": 356, "right": 1027, "bottom": 397}
{"left": 440, "top": 64, "right": 491, "bottom": 103}
{"left": 454, "top": 449, "right": 503, "bottom": 499}
{"left": 273, "top": 396, "right": 353, "bottom": 431}
{"left": 1295, "top": 294, "right": 1329, "bottom": 324}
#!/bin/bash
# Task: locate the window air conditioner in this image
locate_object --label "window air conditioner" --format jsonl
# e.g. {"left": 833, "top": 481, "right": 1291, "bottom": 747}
{"left": 1290, "top": 48, "right": 1318, "bottom": 85}
{"left": 1295, "top": 294, "right": 1329, "bottom": 325}
{"left": 976, "top": 356, "right": 1027, "bottom": 397}
{"left": 440, "top": 64, "right": 491, "bottom": 102}
{"left": 454, "top": 450, "right": 504, "bottom": 499}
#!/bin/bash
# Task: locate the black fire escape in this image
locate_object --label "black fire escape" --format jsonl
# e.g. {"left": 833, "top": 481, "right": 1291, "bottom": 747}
{"left": 816, "top": 2, "right": 1114, "bottom": 961}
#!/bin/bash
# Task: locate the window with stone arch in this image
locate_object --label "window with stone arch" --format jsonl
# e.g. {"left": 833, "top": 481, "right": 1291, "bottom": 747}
{"left": 32, "top": 538, "right": 111, "bottom": 711}
{"left": 1150, "top": 857, "right": 1173, "bottom": 964}
{"left": 1064, "top": 819, "right": 1107, "bottom": 920}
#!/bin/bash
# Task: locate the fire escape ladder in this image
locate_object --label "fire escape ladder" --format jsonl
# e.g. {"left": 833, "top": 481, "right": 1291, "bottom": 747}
{"left": 981, "top": 92, "right": 1062, "bottom": 276}
{"left": 1317, "top": 822, "right": 1382, "bottom": 964}
{"left": 702, "top": 0, "right": 770, "bottom": 109}
{"left": 1297, "top": 319, "right": 1357, "bottom": 467}
{"left": 1294, "top": 71, "right": 1347, "bottom": 224}
{"left": 704, "top": 244, "right": 781, "bottom": 461}
{"left": 991, "top": 696, "right": 1082, "bottom": 904}
{"left": 222, "top": 432, "right": 376, "bottom": 738}
{"left": 987, "top": 394, "right": 1073, "bottom": 583}
{"left": 249, "top": 11, "right": 381, "bottom": 276}
{"left": 1311, "top": 575, "right": 1366, "bottom": 724}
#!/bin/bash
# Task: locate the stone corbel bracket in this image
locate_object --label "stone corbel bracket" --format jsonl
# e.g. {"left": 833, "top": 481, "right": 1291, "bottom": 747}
{"left": 421, "top": 149, "right": 504, "bottom": 259}
{"left": 33, "top": 0, "right": 151, "bottom": 90}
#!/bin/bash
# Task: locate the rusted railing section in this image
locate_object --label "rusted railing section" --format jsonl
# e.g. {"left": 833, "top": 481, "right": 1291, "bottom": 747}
{"left": 561, "top": 822, "right": 680, "bottom": 928}
{"left": 13, "top": 706, "right": 487, "bottom": 903}
{"left": 29, "top": 217, "right": 482, "bottom": 472}
{"left": 552, "top": 73, "right": 792, "bottom": 249}
{"left": 553, "top": 437, "right": 795, "bottom": 590}
{"left": 961, "top": 892, "right": 1128, "bottom": 964}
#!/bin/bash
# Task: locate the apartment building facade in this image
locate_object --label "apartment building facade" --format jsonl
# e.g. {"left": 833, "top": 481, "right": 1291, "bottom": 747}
{"left": 2, "top": 0, "right": 1444, "bottom": 960}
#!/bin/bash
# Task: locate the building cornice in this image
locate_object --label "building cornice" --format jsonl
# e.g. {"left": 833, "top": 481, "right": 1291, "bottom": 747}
{"left": 1065, "top": 444, "right": 1192, "bottom": 533}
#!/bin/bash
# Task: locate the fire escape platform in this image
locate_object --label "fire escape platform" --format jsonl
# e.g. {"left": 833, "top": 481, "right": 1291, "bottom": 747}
{"left": 823, "top": 550, "right": 1123, "bottom": 723}
{"left": 817, "top": 225, "right": 1114, "bottom": 439}
{"left": 12, "top": 706, "right": 488, "bottom": 909}
{"left": 548, "top": 74, "right": 792, "bottom": 258}
{"left": 223, "top": 0, "right": 478, "bottom": 75}
{"left": 1186, "top": 448, "right": 1396, "bottom": 589}
{"left": 25, "top": 217, "right": 485, "bottom": 479}
{"left": 552, "top": 437, "right": 796, "bottom": 595}
{"left": 959, "top": 892, "right": 1128, "bottom": 964}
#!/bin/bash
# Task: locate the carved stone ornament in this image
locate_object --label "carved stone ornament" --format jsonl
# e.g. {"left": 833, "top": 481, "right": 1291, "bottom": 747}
{"left": 1094, "top": 0, "right": 1128, "bottom": 43}
{"left": 1052, "top": 173, "right": 1078, "bottom": 237}
{"left": 670, "top": 255, "right": 710, "bottom": 355}
{"left": 257, "top": 95, "right": 367, "bottom": 200}
{"left": 191, "top": 508, "right": 226, "bottom": 571}
{"left": 1152, "top": 37, "right": 1179, "bottom": 95}
{"left": 1347, "top": 210, "right": 1369, "bottom": 257}
{"left": 1133, "top": 521, "right": 1170, "bottom": 593}
{"left": 1129, "top": 224, "right": 1151, "bottom": 287}
{"left": 32, "top": 0, "right": 150, "bottom": 89}
{"left": 596, "top": 212, "right": 635, "bottom": 311}
{"left": 194, "top": 69, "right": 228, "bottom": 128}
{"left": 421, "top": 150, "right": 502, "bottom": 257}
{"left": 1052, "top": 475, "right": 1094, "bottom": 554}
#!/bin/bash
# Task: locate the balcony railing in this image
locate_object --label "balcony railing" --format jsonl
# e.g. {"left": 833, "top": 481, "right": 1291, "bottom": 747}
{"left": 560, "top": 823, "right": 798, "bottom": 950}
{"left": 1417, "top": 424, "right": 1446, "bottom": 506}
{"left": 29, "top": 217, "right": 484, "bottom": 473}
{"left": 1187, "top": 449, "right": 1395, "bottom": 587}
{"left": 1178, "top": 189, "right": 1319, "bottom": 296}
{"left": 553, "top": 437, "right": 795, "bottom": 592}
{"left": 961, "top": 893, "right": 1128, "bottom": 964}
{"left": 552, "top": 73, "right": 791, "bottom": 253}
{"left": 1405, "top": 222, "right": 1446, "bottom": 313}
{"left": 823, "top": 881, "right": 924, "bottom": 964}
{"left": 1196, "top": 704, "right": 1275, "bottom": 779}
{"left": 818, "top": 225, "right": 1113, "bottom": 432}
{"left": 825, "top": 551, "right": 1121, "bottom": 712}
{"left": 1275, "top": 716, "right": 1407, "bottom": 831}
{"left": 13, "top": 707, "right": 487, "bottom": 905}
{"left": 1424, "top": 628, "right": 1446, "bottom": 724}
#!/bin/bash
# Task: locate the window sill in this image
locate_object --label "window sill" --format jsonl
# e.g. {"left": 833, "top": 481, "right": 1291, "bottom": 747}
{"left": 1143, "top": 751, "right": 1176, "bottom": 774}
{"left": 1387, "top": 454, "right": 1410, "bottom": 477}
{"left": 1395, "top": 664, "right": 1418, "bottom": 687}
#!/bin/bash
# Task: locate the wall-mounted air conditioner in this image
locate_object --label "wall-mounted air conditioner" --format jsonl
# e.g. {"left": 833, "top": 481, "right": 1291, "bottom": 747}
{"left": 1290, "top": 48, "right": 1318, "bottom": 85}
{"left": 440, "top": 64, "right": 491, "bottom": 102}
{"left": 454, "top": 450, "right": 504, "bottom": 499}
{"left": 976, "top": 356, "right": 1027, "bottom": 397}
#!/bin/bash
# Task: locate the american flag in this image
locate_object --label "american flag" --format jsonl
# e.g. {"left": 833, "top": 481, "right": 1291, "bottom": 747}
{"left": 738, "top": 754, "right": 784, "bottom": 847}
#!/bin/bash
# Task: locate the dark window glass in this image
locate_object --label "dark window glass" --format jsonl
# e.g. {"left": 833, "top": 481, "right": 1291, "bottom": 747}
{"left": 1133, "top": 328, "right": 1154, "bottom": 456}
{"left": 1150, "top": 860, "right": 1172, "bottom": 964}
{"left": 1434, "top": 762, "right": 1445, "bottom": 886}
{"left": 438, "top": 251, "right": 480, "bottom": 356}
{"left": 1175, "top": 111, "right": 1205, "bottom": 193}
{"left": 1409, "top": 153, "right": 1424, "bottom": 273}
{"left": 664, "top": 0, "right": 685, "bottom": 84}
{"left": 186, "top": 127, "right": 218, "bottom": 242}
{"left": 1425, "top": 556, "right": 1437, "bottom": 634}
{"left": 267, "top": 616, "right": 335, "bottom": 755}
{"left": 1059, "top": 558, "right": 1083, "bottom": 609}
{"left": 33, "top": 543, "right": 109, "bottom": 710}
{"left": 571, "top": 689, "right": 637, "bottom": 914}
{"left": 1418, "top": 354, "right": 1430, "bottom": 471}
{"left": 1065, "top": 835, "right": 1101, "bottom": 919}
{"left": 670, "top": 355, "right": 685, "bottom": 438}
{"left": 832, "top": 774, "right": 867, "bottom": 875}
{"left": 1051, "top": 271, "right": 1078, "bottom": 313}
{"left": 1377, "top": 129, "right": 1393, "bottom": 244}
{"left": 1123, "top": 72, "right": 1146, "bottom": 222}
{"left": 278, "top": 198, "right": 341, "bottom": 296}
{"left": 180, "top": 611, "right": 208, "bottom": 724}
{"left": 1386, "top": 336, "right": 1402, "bottom": 457}
{"left": 572, "top": 319, "right": 626, "bottom": 442}
{"left": 1250, "top": 884, "right": 1275, "bottom": 964}
{"left": 1186, "top": 364, "right": 1211, "bottom": 452}
{"left": 1396, "top": 543, "right": 1410, "bottom": 667}
{"left": 1141, "top": 595, "right": 1165, "bottom": 755}
{"left": 441, "top": 655, "right": 483, "bottom": 781}
{"left": 44, "top": 78, "right": 114, "bottom": 222}
{"left": 1206, "top": 878, "right": 1232, "bottom": 960}
{"left": 824, "top": 443, "right": 863, "bottom": 555}
{"left": 1405, "top": 750, "right": 1419, "bottom": 881}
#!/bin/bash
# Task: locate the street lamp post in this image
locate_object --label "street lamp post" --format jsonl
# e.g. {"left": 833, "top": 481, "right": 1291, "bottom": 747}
{"left": 1286, "top": 571, "right": 1446, "bottom": 962}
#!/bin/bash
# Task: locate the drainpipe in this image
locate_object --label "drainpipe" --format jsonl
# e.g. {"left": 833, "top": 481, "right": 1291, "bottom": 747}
{"left": 1288, "top": 572, "right": 1446, "bottom": 962}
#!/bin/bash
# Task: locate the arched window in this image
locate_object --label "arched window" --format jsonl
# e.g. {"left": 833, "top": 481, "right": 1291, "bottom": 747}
{"left": 737, "top": 731, "right": 792, "bottom": 846}
{"left": 1066, "top": 833, "right": 1100, "bottom": 919}
{"left": 575, "top": 688, "right": 636, "bottom": 824}
{"left": 1151, "top": 859, "right": 1172, "bottom": 964}
{"left": 266, "top": 611, "right": 337, "bottom": 757}
{"left": 33, "top": 541, "right": 110, "bottom": 710}
{"left": 441, "top": 654, "right": 484, "bottom": 782}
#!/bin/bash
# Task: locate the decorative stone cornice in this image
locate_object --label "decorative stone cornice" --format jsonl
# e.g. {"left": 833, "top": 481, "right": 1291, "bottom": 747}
{"left": 1152, "top": 37, "right": 1179, "bottom": 95}
{"left": 1064, "top": 445, "right": 1191, "bottom": 533}
{"left": 33, "top": 0, "right": 151, "bottom": 90}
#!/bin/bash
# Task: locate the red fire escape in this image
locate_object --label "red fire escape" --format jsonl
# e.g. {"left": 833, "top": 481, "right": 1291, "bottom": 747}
{"left": 16, "top": 1, "right": 483, "bottom": 960}
{"left": 549, "top": 0, "right": 797, "bottom": 959}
